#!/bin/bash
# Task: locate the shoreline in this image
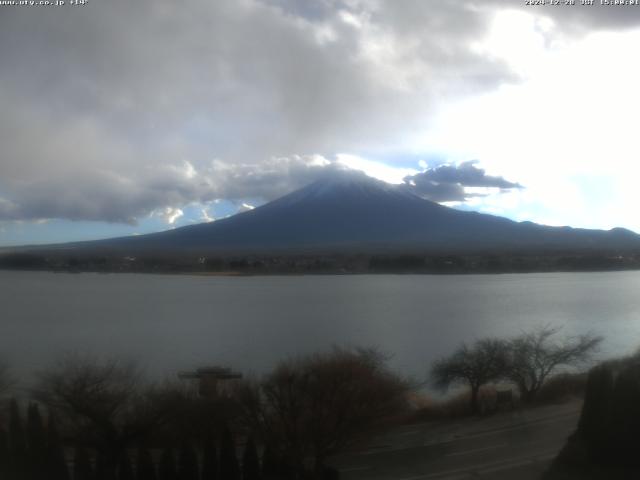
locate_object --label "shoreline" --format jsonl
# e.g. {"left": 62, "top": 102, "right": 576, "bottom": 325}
{"left": 2, "top": 266, "right": 640, "bottom": 277}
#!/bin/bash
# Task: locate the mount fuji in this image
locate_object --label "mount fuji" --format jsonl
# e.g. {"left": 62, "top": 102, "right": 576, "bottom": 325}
{"left": 76, "top": 172, "right": 640, "bottom": 254}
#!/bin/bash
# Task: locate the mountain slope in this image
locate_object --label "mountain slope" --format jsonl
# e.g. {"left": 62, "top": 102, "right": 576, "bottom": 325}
{"left": 82, "top": 173, "right": 640, "bottom": 253}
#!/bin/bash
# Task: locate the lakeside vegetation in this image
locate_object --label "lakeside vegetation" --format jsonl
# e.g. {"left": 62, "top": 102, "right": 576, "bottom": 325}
{"left": 2, "top": 250, "right": 640, "bottom": 275}
{"left": 0, "top": 327, "right": 602, "bottom": 480}
{"left": 430, "top": 326, "right": 601, "bottom": 414}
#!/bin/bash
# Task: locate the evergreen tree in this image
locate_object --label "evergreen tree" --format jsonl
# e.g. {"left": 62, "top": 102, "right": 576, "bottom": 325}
{"left": 136, "top": 447, "right": 157, "bottom": 480}
{"left": 577, "top": 363, "right": 614, "bottom": 463}
{"left": 0, "top": 427, "right": 9, "bottom": 479}
{"left": 219, "top": 427, "right": 240, "bottom": 480}
{"left": 158, "top": 448, "right": 177, "bottom": 480}
{"left": 178, "top": 442, "right": 199, "bottom": 480}
{"left": 260, "top": 446, "right": 279, "bottom": 480}
{"left": 9, "top": 398, "right": 26, "bottom": 479}
{"left": 73, "top": 447, "right": 94, "bottom": 480}
{"left": 320, "top": 466, "right": 340, "bottom": 480}
{"left": 9, "top": 399, "right": 26, "bottom": 453}
{"left": 47, "top": 412, "right": 70, "bottom": 480}
{"left": 27, "top": 403, "right": 47, "bottom": 478}
{"left": 201, "top": 435, "right": 218, "bottom": 480}
{"left": 277, "top": 456, "right": 294, "bottom": 480}
{"left": 95, "top": 452, "right": 113, "bottom": 480}
{"left": 117, "top": 452, "right": 134, "bottom": 480}
{"left": 95, "top": 449, "right": 117, "bottom": 480}
{"left": 242, "top": 437, "right": 260, "bottom": 480}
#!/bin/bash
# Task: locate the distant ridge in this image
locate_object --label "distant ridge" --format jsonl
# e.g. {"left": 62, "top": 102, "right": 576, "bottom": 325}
{"left": 53, "top": 171, "right": 640, "bottom": 255}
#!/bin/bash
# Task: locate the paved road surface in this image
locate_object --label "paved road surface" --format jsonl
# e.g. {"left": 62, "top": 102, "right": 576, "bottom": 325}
{"left": 330, "top": 401, "right": 582, "bottom": 480}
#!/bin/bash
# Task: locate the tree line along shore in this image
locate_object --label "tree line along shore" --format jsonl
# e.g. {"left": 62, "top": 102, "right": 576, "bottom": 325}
{"left": 2, "top": 250, "right": 640, "bottom": 275}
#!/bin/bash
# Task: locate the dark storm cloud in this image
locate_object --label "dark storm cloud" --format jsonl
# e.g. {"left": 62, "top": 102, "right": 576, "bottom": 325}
{"left": 0, "top": 155, "right": 347, "bottom": 224}
{"left": 0, "top": 0, "right": 634, "bottom": 224}
{"left": 0, "top": 0, "right": 516, "bottom": 223}
{"left": 411, "top": 161, "right": 522, "bottom": 189}
{"left": 403, "top": 161, "right": 522, "bottom": 202}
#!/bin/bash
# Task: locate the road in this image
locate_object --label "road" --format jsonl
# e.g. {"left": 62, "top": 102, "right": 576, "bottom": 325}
{"left": 330, "top": 401, "right": 582, "bottom": 480}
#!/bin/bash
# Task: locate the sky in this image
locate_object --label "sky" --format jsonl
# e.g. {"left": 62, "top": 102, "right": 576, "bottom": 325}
{"left": 1, "top": 0, "right": 640, "bottom": 246}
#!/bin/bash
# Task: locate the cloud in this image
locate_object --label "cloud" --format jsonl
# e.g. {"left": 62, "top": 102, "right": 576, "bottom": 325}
{"left": 0, "top": 0, "right": 517, "bottom": 224}
{"left": 0, "top": 0, "right": 636, "bottom": 226}
{"left": 411, "top": 160, "right": 521, "bottom": 189}
{"left": 200, "top": 208, "right": 215, "bottom": 223}
{"left": 403, "top": 161, "right": 522, "bottom": 202}
{"left": 0, "top": 153, "right": 348, "bottom": 224}
{"left": 238, "top": 203, "right": 256, "bottom": 213}
{"left": 335, "top": 154, "right": 418, "bottom": 184}
{"left": 0, "top": 198, "right": 19, "bottom": 219}
{"left": 498, "top": 1, "right": 640, "bottom": 33}
{"left": 268, "top": 0, "right": 640, "bottom": 33}
{"left": 154, "top": 207, "right": 184, "bottom": 225}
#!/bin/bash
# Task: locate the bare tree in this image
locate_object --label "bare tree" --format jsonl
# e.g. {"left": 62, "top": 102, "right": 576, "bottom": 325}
{"left": 430, "top": 338, "right": 508, "bottom": 415}
{"left": 32, "top": 353, "right": 177, "bottom": 475}
{"left": 506, "top": 326, "right": 602, "bottom": 403}
{"left": 235, "top": 347, "right": 410, "bottom": 475}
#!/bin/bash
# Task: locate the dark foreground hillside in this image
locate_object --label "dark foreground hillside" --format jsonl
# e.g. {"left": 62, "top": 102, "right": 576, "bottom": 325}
{"left": 545, "top": 354, "right": 640, "bottom": 479}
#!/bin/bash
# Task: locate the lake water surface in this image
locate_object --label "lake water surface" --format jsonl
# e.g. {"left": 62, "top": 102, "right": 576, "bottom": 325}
{"left": 2, "top": 270, "right": 640, "bottom": 383}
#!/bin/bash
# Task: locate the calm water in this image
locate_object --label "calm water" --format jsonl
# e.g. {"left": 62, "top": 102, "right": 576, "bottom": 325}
{"left": 2, "top": 270, "right": 640, "bottom": 383}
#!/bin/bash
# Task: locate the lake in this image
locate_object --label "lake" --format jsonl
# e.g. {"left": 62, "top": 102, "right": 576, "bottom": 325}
{"left": 1, "top": 270, "right": 640, "bottom": 385}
